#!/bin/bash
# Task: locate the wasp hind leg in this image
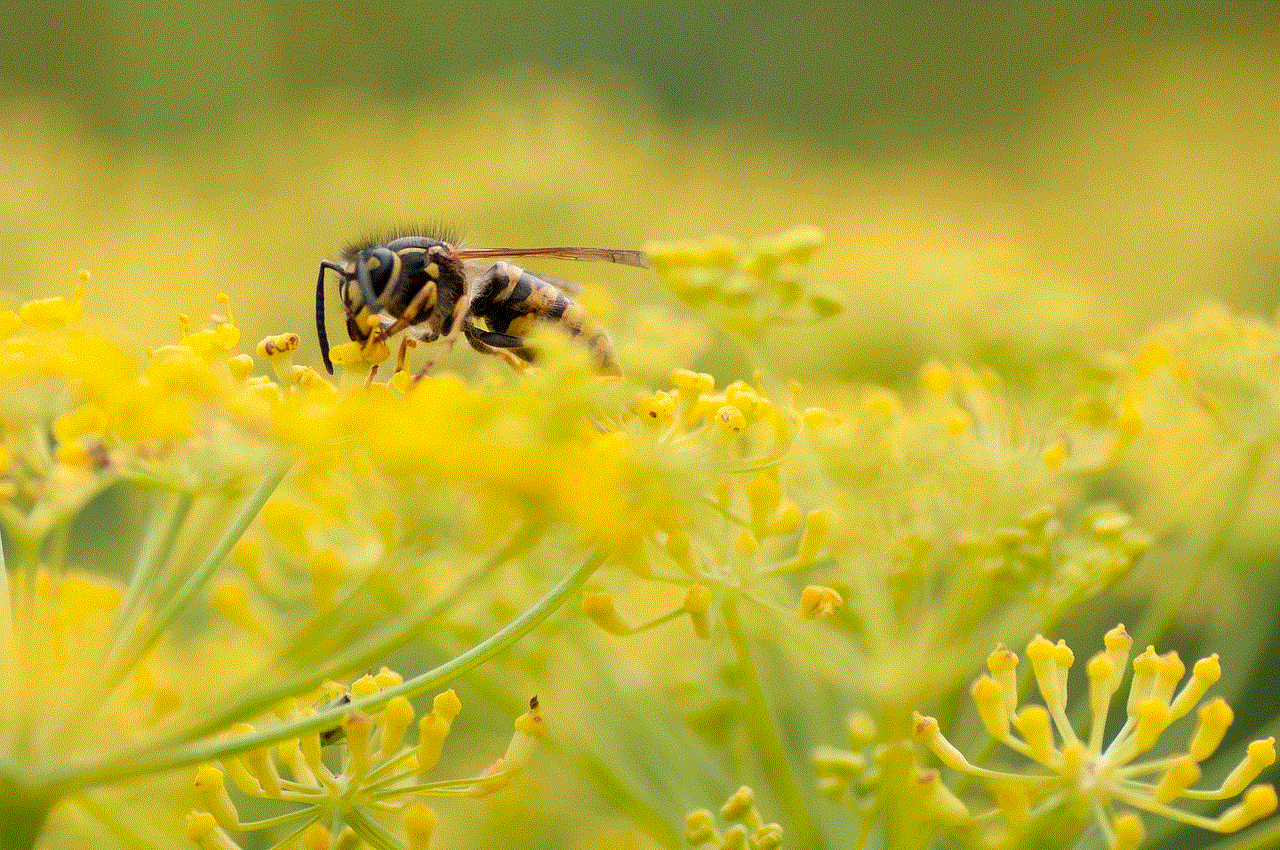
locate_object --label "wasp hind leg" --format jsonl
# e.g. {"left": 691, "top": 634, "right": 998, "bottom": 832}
{"left": 466, "top": 326, "right": 532, "bottom": 373}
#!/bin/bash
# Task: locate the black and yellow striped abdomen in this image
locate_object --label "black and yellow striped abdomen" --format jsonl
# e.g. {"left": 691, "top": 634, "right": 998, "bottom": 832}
{"left": 471, "top": 261, "right": 618, "bottom": 374}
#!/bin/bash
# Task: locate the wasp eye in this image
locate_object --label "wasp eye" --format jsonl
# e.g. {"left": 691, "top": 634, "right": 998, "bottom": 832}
{"left": 365, "top": 247, "right": 397, "bottom": 294}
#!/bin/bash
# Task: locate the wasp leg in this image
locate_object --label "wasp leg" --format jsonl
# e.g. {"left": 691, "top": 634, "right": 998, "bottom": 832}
{"left": 394, "top": 336, "right": 416, "bottom": 373}
{"left": 412, "top": 288, "right": 475, "bottom": 381}
{"left": 468, "top": 328, "right": 523, "bottom": 349}
{"left": 374, "top": 279, "right": 438, "bottom": 345}
{"left": 465, "top": 325, "right": 531, "bottom": 372}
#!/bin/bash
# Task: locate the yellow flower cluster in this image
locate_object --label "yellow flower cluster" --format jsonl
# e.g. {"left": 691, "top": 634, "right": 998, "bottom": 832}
{"left": 913, "top": 626, "right": 1276, "bottom": 848}
{"left": 685, "top": 786, "right": 783, "bottom": 850}
{"left": 646, "top": 227, "right": 839, "bottom": 339}
{"left": 786, "top": 361, "right": 1155, "bottom": 716}
{"left": 583, "top": 368, "right": 836, "bottom": 642}
{"left": 0, "top": 281, "right": 662, "bottom": 849}
{"left": 5, "top": 243, "right": 1279, "bottom": 850}
{"left": 188, "top": 669, "right": 546, "bottom": 850}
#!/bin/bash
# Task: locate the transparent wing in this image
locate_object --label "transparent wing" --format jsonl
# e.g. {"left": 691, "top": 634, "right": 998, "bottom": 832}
{"left": 451, "top": 246, "right": 649, "bottom": 269}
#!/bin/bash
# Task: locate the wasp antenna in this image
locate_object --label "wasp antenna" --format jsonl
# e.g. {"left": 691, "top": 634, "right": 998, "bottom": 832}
{"left": 316, "top": 260, "right": 342, "bottom": 375}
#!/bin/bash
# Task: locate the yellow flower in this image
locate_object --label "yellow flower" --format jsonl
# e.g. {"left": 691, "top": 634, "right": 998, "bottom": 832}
{"left": 191, "top": 674, "right": 546, "bottom": 850}
{"left": 914, "top": 625, "right": 1276, "bottom": 847}
{"left": 0, "top": 288, "right": 613, "bottom": 849}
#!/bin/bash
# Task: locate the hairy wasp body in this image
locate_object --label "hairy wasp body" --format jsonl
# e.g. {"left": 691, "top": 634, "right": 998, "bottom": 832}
{"left": 315, "top": 233, "right": 646, "bottom": 377}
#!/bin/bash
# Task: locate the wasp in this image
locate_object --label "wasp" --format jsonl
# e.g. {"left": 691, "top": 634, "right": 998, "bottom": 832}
{"left": 315, "top": 232, "right": 647, "bottom": 378}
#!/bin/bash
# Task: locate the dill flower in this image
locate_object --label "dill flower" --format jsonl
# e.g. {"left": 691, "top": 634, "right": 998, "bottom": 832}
{"left": 646, "top": 227, "right": 839, "bottom": 341}
{"left": 189, "top": 673, "right": 547, "bottom": 850}
{"left": 912, "top": 625, "right": 1276, "bottom": 848}
{"left": 684, "top": 786, "right": 783, "bottom": 849}
{"left": 799, "top": 362, "right": 1153, "bottom": 706}
{"left": 0, "top": 283, "right": 661, "bottom": 849}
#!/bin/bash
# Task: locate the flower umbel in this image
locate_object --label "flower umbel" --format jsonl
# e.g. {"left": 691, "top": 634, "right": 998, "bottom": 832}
{"left": 189, "top": 671, "right": 547, "bottom": 850}
{"left": 0, "top": 284, "right": 609, "bottom": 849}
{"left": 913, "top": 625, "right": 1277, "bottom": 848}
{"left": 684, "top": 785, "right": 783, "bottom": 849}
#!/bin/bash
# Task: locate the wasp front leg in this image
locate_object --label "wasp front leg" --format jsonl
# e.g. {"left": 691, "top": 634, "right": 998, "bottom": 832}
{"left": 374, "top": 279, "right": 438, "bottom": 345}
{"left": 394, "top": 336, "right": 418, "bottom": 373}
{"left": 411, "top": 287, "right": 475, "bottom": 381}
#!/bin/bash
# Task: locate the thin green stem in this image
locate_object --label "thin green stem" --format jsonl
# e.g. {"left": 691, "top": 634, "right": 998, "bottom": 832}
{"left": 16, "top": 534, "right": 40, "bottom": 654}
{"left": 132, "top": 522, "right": 549, "bottom": 762}
{"left": 722, "top": 598, "right": 820, "bottom": 849}
{"left": 127, "top": 465, "right": 291, "bottom": 666}
{"left": 10, "top": 534, "right": 42, "bottom": 761}
{"left": 0, "top": 529, "right": 14, "bottom": 694}
{"left": 50, "top": 546, "right": 607, "bottom": 790}
{"left": 1139, "top": 439, "right": 1267, "bottom": 647}
{"left": 109, "top": 490, "right": 195, "bottom": 654}
{"left": 51, "top": 468, "right": 287, "bottom": 755}
{"left": 43, "top": 491, "right": 195, "bottom": 753}
{"left": 347, "top": 803, "right": 406, "bottom": 850}
{"left": 262, "top": 815, "right": 324, "bottom": 850}
{"left": 236, "top": 807, "right": 321, "bottom": 831}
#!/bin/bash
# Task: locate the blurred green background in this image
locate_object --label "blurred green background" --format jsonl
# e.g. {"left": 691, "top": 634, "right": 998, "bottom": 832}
{"left": 0, "top": 1, "right": 1277, "bottom": 385}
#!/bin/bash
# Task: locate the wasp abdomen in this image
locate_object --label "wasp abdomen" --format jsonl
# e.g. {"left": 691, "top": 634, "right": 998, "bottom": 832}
{"left": 473, "top": 262, "right": 618, "bottom": 374}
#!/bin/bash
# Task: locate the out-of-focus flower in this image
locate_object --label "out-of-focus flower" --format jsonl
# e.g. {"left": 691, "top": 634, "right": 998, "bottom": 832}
{"left": 684, "top": 786, "right": 783, "bottom": 849}
{"left": 646, "top": 228, "right": 838, "bottom": 341}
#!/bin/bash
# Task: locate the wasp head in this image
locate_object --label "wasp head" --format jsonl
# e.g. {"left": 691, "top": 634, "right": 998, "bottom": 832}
{"left": 316, "top": 245, "right": 400, "bottom": 374}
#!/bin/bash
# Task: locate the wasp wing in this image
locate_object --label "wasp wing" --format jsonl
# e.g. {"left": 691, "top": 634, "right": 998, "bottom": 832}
{"left": 451, "top": 246, "right": 649, "bottom": 269}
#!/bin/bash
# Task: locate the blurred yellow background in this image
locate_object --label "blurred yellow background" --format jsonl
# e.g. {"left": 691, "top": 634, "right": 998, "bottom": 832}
{"left": 0, "top": 2, "right": 1276, "bottom": 387}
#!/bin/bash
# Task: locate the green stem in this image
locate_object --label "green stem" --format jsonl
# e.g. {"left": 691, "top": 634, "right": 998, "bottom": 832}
{"left": 0, "top": 528, "right": 14, "bottom": 693}
{"left": 0, "top": 775, "right": 56, "bottom": 850}
{"left": 43, "top": 491, "right": 195, "bottom": 753}
{"left": 16, "top": 534, "right": 40, "bottom": 654}
{"left": 722, "top": 598, "right": 820, "bottom": 849}
{"left": 347, "top": 805, "right": 401, "bottom": 850}
{"left": 50, "top": 468, "right": 286, "bottom": 755}
{"left": 109, "top": 489, "right": 195, "bottom": 655}
{"left": 124, "top": 521, "right": 549, "bottom": 764}
{"left": 1139, "top": 439, "right": 1267, "bottom": 647}
{"left": 52, "top": 546, "right": 607, "bottom": 789}
{"left": 125, "top": 464, "right": 290, "bottom": 667}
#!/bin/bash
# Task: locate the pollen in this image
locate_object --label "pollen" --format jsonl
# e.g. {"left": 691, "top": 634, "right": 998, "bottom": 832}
{"left": 256, "top": 332, "right": 301, "bottom": 361}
